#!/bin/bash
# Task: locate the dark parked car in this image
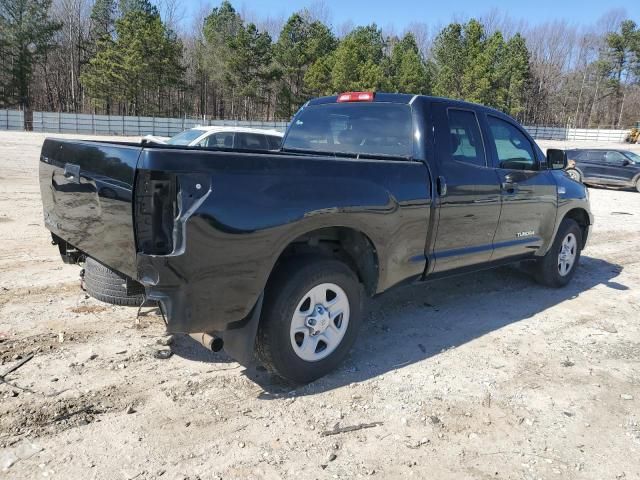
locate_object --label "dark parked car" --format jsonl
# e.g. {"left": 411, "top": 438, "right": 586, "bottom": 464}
{"left": 565, "top": 149, "right": 640, "bottom": 192}
{"left": 39, "top": 92, "right": 592, "bottom": 383}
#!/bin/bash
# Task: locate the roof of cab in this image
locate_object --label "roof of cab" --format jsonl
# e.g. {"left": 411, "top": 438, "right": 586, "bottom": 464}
{"left": 308, "top": 92, "right": 416, "bottom": 106}
{"left": 305, "top": 92, "right": 512, "bottom": 119}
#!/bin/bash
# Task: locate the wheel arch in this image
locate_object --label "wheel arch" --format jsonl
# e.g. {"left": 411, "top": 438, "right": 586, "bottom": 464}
{"left": 567, "top": 166, "right": 584, "bottom": 181}
{"left": 563, "top": 207, "right": 591, "bottom": 248}
{"left": 269, "top": 226, "right": 380, "bottom": 297}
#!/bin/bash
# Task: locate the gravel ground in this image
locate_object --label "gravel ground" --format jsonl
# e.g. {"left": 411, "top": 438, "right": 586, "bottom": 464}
{"left": 0, "top": 131, "right": 639, "bottom": 480}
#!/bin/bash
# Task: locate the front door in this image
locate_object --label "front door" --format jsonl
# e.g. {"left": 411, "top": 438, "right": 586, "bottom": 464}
{"left": 601, "top": 151, "right": 637, "bottom": 185}
{"left": 483, "top": 114, "right": 558, "bottom": 260}
{"left": 431, "top": 104, "right": 502, "bottom": 272}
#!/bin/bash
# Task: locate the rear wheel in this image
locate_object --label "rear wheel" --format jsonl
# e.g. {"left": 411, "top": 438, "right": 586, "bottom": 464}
{"left": 83, "top": 257, "right": 145, "bottom": 307}
{"left": 566, "top": 169, "right": 581, "bottom": 182}
{"left": 635, "top": 178, "right": 640, "bottom": 193}
{"left": 256, "top": 257, "right": 362, "bottom": 383}
{"left": 534, "top": 218, "right": 582, "bottom": 288}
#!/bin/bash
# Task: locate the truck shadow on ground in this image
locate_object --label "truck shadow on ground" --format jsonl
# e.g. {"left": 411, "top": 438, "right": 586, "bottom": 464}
{"left": 238, "top": 255, "right": 626, "bottom": 397}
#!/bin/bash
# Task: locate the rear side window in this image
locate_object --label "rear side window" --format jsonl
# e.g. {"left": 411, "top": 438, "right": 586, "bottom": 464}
{"left": 579, "top": 151, "right": 603, "bottom": 162}
{"left": 167, "top": 129, "right": 206, "bottom": 145}
{"left": 283, "top": 103, "right": 413, "bottom": 158}
{"left": 236, "top": 133, "right": 268, "bottom": 150}
{"left": 487, "top": 116, "right": 537, "bottom": 171}
{"left": 267, "top": 135, "right": 282, "bottom": 150}
{"left": 447, "top": 109, "right": 486, "bottom": 167}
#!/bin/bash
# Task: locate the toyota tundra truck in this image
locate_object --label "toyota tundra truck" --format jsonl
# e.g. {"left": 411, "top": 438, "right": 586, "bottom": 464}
{"left": 39, "top": 92, "right": 592, "bottom": 383}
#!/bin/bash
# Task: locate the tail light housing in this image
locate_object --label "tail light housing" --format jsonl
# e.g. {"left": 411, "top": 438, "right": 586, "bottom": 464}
{"left": 134, "top": 171, "right": 177, "bottom": 255}
{"left": 337, "top": 91, "right": 375, "bottom": 102}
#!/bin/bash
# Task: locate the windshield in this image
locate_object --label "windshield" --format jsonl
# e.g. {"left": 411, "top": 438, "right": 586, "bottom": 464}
{"left": 625, "top": 151, "right": 640, "bottom": 163}
{"left": 166, "top": 129, "right": 205, "bottom": 145}
{"left": 283, "top": 103, "right": 413, "bottom": 158}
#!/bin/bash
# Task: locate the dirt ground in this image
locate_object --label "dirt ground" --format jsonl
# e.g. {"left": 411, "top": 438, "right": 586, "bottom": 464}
{"left": 1, "top": 131, "right": 639, "bottom": 480}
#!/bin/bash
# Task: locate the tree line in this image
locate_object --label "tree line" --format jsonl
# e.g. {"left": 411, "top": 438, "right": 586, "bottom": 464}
{"left": 1, "top": 0, "right": 639, "bottom": 128}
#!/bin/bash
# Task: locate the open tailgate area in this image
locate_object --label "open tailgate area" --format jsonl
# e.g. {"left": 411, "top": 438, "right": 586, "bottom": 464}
{"left": 39, "top": 138, "right": 142, "bottom": 277}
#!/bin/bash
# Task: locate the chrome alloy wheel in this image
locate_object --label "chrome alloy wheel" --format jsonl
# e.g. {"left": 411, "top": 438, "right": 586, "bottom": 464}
{"left": 558, "top": 232, "right": 577, "bottom": 277}
{"left": 289, "top": 283, "right": 350, "bottom": 362}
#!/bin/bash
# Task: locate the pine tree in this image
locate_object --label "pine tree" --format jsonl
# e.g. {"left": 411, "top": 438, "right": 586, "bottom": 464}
{"left": 81, "top": 2, "right": 183, "bottom": 116}
{"left": 304, "top": 54, "right": 335, "bottom": 97}
{"left": 275, "top": 13, "right": 337, "bottom": 117}
{"left": 226, "top": 22, "right": 273, "bottom": 119}
{"left": 89, "top": 0, "right": 117, "bottom": 42}
{"left": 389, "top": 33, "right": 432, "bottom": 94}
{"left": 329, "top": 25, "right": 389, "bottom": 92}
{"left": 460, "top": 21, "right": 501, "bottom": 105}
{"left": 202, "top": 0, "right": 243, "bottom": 117}
{"left": 431, "top": 19, "right": 532, "bottom": 115}
{"left": 432, "top": 23, "right": 465, "bottom": 99}
{"left": 118, "top": 0, "right": 157, "bottom": 16}
{"left": 604, "top": 20, "right": 640, "bottom": 126}
{"left": 496, "top": 33, "right": 530, "bottom": 118}
{"left": 0, "top": 0, "right": 61, "bottom": 110}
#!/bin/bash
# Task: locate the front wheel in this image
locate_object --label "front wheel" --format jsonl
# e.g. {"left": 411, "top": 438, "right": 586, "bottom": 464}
{"left": 534, "top": 218, "right": 582, "bottom": 288}
{"left": 256, "top": 257, "right": 362, "bottom": 383}
{"left": 635, "top": 178, "right": 640, "bottom": 193}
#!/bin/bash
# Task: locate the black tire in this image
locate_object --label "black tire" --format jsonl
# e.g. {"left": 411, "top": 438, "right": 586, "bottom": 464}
{"left": 534, "top": 218, "right": 582, "bottom": 288}
{"left": 83, "top": 257, "right": 145, "bottom": 307}
{"left": 256, "top": 256, "right": 362, "bottom": 384}
{"left": 566, "top": 168, "right": 582, "bottom": 182}
{"left": 635, "top": 178, "right": 640, "bottom": 193}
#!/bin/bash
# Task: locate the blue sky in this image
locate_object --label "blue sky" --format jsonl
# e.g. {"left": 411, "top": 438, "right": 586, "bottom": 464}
{"left": 178, "top": 0, "right": 634, "bottom": 32}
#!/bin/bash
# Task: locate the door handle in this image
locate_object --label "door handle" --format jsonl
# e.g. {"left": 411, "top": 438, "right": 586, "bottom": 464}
{"left": 437, "top": 176, "right": 447, "bottom": 196}
{"left": 63, "top": 163, "right": 80, "bottom": 184}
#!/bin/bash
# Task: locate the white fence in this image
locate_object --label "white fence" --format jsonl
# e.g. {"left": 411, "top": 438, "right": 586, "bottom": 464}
{"left": 0, "top": 109, "right": 631, "bottom": 142}
{"left": 29, "top": 111, "right": 287, "bottom": 136}
{"left": 0, "top": 109, "right": 25, "bottom": 131}
{"left": 523, "top": 125, "right": 629, "bottom": 143}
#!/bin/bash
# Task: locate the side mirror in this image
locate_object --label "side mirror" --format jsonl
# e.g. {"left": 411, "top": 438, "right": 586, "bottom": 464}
{"left": 547, "top": 149, "right": 567, "bottom": 170}
{"left": 623, "top": 159, "right": 631, "bottom": 166}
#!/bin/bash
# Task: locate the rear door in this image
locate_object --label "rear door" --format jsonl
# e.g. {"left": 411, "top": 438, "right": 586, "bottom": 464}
{"left": 483, "top": 114, "right": 557, "bottom": 260}
{"left": 39, "top": 139, "right": 142, "bottom": 277}
{"left": 431, "top": 103, "right": 502, "bottom": 272}
{"left": 580, "top": 150, "right": 606, "bottom": 180}
{"left": 572, "top": 150, "right": 596, "bottom": 178}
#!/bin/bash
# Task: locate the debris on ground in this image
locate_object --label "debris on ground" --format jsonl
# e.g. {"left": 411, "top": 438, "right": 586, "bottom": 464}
{"left": 153, "top": 349, "right": 173, "bottom": 360}
{"left": 320, "top": 422, "right": 384, "bottom": 437}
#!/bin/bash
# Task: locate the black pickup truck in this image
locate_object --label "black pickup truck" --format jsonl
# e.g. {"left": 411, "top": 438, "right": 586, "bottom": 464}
{"left": 39, "top": 92, "right": 592, "bottom": 383}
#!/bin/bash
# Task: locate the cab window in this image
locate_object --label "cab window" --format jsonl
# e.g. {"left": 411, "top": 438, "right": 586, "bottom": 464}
{"left": 200, "top": 132, "right": 234, "bottom": 148}
{"left": 604, "top": 151, "right": 627, "bottom": 164}
{"left": 267, "top": 135, "right": 282, "bottom": 150}
{"left": 283, "top": 103, "right": 413, "bottom": 158}
{"left": 583, "top": 151, "right": 605, "bottom": 162}
{"left": 446, "top": 109, "right": 486, "bottom": 167}
{"left": 236, "top": 133, "right": 268, "bottom": 150}
{"left": 487, "top": 116, "right": 537, "bottom": 170}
